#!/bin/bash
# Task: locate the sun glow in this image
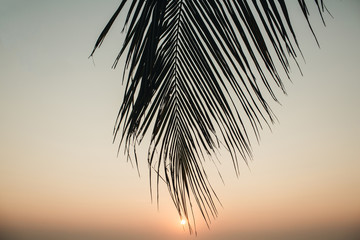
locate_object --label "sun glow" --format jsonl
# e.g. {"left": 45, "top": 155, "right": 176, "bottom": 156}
{"left": 180, "top": 219, "right": 186, "bottom": 225}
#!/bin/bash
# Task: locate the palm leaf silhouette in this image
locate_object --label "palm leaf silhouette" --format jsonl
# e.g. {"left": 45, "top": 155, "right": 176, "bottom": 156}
{"left": 90, "top": 0, "right": 327, "bottom": 233}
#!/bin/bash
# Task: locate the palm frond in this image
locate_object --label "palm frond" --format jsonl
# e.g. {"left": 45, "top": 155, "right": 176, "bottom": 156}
{"left": 90, "top": 0, "right": 326, "bottom": 233}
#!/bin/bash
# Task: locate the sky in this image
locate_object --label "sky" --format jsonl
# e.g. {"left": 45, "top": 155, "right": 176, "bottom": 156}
{"left": 0, "top": 1, "right": 360, "bottom": 239}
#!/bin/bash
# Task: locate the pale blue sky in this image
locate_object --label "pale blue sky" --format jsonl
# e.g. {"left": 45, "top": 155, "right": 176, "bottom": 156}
{"left": 0, "top": 1, "right": 360, "bottom": 239}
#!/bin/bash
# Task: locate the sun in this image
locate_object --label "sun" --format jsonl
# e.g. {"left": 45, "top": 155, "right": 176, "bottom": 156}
{"left": 180, "top": 219, "right": 186, "bottom": 225}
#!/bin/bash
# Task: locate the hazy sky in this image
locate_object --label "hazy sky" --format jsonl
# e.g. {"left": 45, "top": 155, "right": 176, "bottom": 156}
{"left": 1, "top": 1, "right": 359, "bottom": 239}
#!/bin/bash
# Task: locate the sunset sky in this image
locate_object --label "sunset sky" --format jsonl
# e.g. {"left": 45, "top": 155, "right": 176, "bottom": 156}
{"left": 0, "top": 1, "right": 359, "bottom": 239}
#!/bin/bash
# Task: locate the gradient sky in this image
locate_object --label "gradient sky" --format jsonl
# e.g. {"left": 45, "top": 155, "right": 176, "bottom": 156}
{"left": 1, "top": 1, "right": 359, "bottom": 239}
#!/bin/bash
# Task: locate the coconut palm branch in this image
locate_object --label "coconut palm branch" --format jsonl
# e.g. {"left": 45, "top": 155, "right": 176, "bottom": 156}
{"left": 90, "top": 0, "right": 326, "bottom": 233}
